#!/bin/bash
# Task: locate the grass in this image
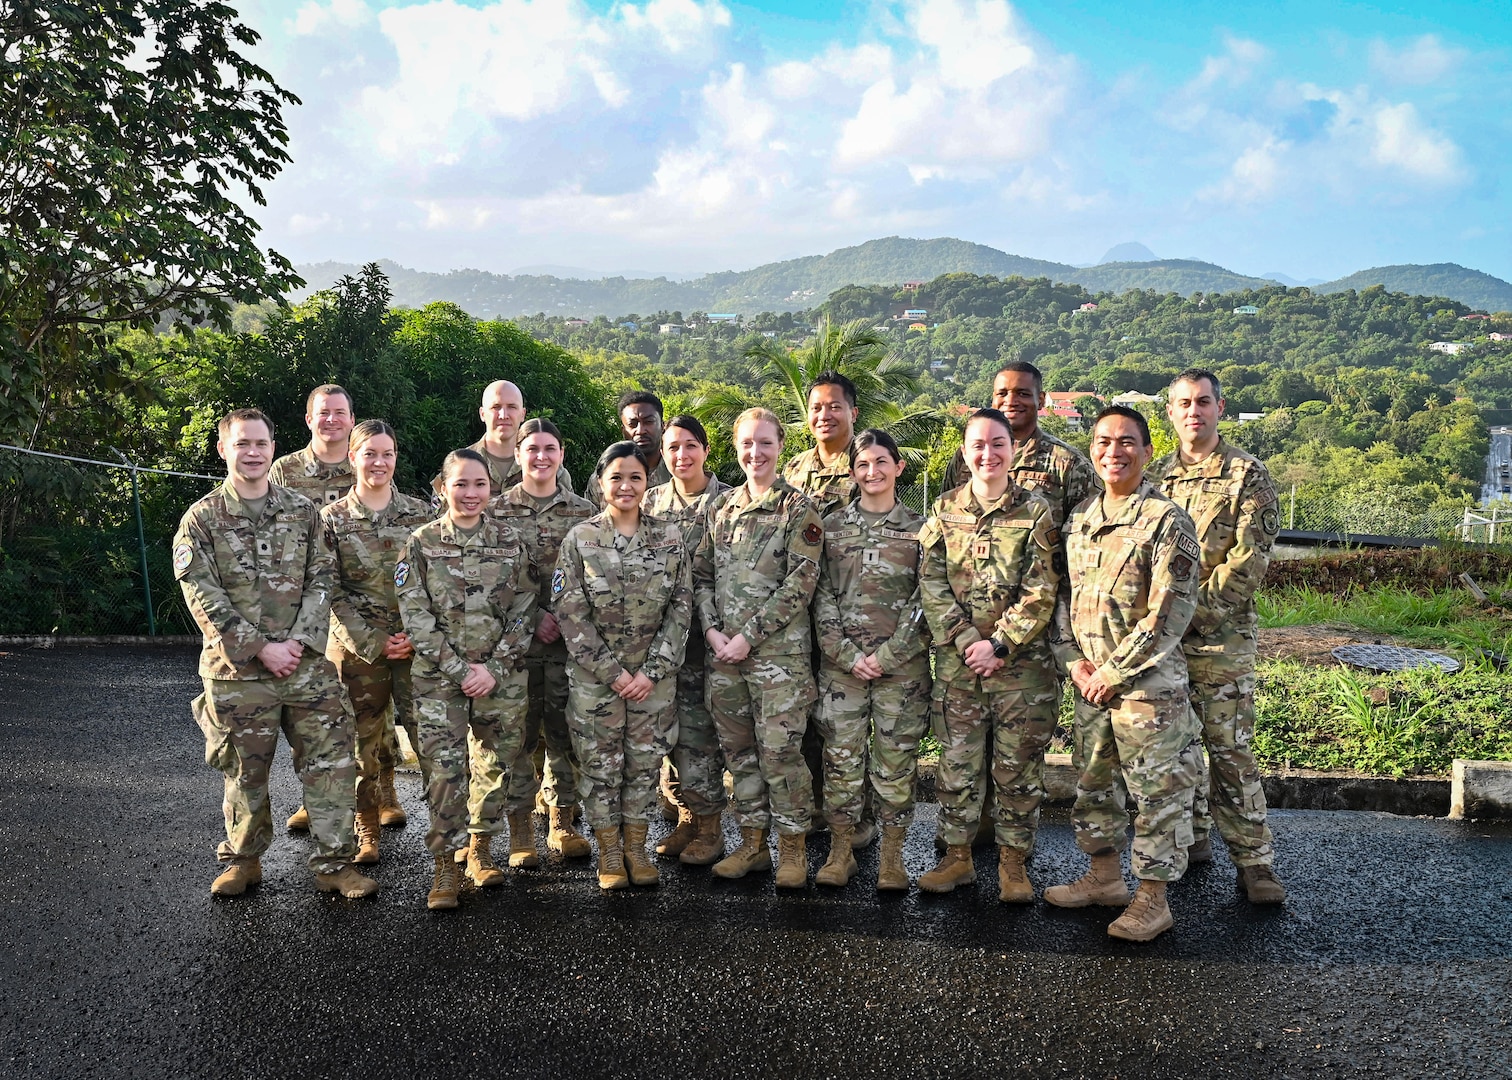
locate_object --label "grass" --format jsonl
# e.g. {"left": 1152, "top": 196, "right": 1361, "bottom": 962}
{"left": 1258, "top": 585, "right": 1512, "bottom": 656}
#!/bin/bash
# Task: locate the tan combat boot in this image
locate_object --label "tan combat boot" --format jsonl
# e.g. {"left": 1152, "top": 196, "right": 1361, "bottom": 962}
{"left": 680, "top": 813, "right": 725, "bottom": 866}
{"left": 1239, "top": 864, "right": 1287, "bottom": 904}
{"left": 712, "top": 827, "right": 771, "bottom": 879}
{"left": 815, "top": 825, "right": 857, "bottom": 887}
{"left": 659, "top": 789, "right": 681, "bottom": 823}
{"left": 314, "top": 865, "right": 380, "bottom": 898}
{"left": 849, "top": 817, "right": 878, "bottom": 850}
{"left": 427, "top": 852, "right": 460, "bottom": 910}
{"left": 997, "top": 846, "right": 1033, "bottom": 904}
{"left": 506, "top": 808, "right": 539, "bottom": 869}
{"left": 657, "top": 805, "right": 698, "bottom": 858}
{"left": 377, "top": 767, "right": 407, "bottom": 827}
{"left": 918, "top": 845, "right": 975, "bottom": 894}
{"left": 465, "top": 833, "right": 506, "bottom": 887}
{"left": 354, "top": 809, "right": 381, "bottom": 865}
{"left": 1108, "top": 879, "right": 1173, "bottom": 941}
{"left": 595, "top": 827, "right": 629, "bottom": 890}
{"left": 876, "top": 825, "right": 910, "bottom": 891}
{"left": 1044, "top": 851, "right": 1130, "bottom": 908}
{"left": 775, "top": 831, "right": 808, "bottom": 889}
{"left": 547, "top": 805, "right": 592, "bottom": 858}
{"left": 210, "top": 858, "right": 262, "bottom": 897}
{"left": 285, "top": 805, "right": 310, "bottom": 831}
{"left": 622, "top": 822, "right": 660, "bottom": 886}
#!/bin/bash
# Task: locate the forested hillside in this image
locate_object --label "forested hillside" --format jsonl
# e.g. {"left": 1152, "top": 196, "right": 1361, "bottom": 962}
{"left": 1314, "top": 264, "right": 1512, "bottom": 314}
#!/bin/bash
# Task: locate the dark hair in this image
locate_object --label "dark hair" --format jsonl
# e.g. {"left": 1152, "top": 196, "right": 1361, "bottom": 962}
{"left": 517, "top": 417, "right": 563, "bottom": 446}
{"left": 617, "top": 390, "right": 664, "bottom": 418}
{"left": 218, "top": 407, "right": 273, "bottom": 438}
{"left": 440, "top": 446, "right": 489, "bottom": 480}
{"left": 1172, "top": 367, "right": 1222, "bottom": 400}
{"left": 596, "top": 440, "right": 649, "bottom": 478}
{"left": 851, "top": 428, "right": 902, "bottom": 465}
{"left": 995, "top": 360, "right": 1044, "bottom": 393}
{"left": 306, "top": 384, "right": 353, "bottom": 414}
{"left": 350, "top": 419, "right": 396, "bottom": 451}
{"left": 1092, "top": 405, "right": 1152, "bottom": 446}
{"left": 664, "top": 414, "right": 708, "bottom": 448}
{"left": 965, "top": 408, "right": 1014, "bottom": 439}
{"left": 810, "top": 371, "right": 858, "bottom": 408}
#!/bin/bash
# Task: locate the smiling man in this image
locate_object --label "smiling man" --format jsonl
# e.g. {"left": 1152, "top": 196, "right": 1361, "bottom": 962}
{"left": 1152, "top": 367, "right": 1285, "bottom": 904}
{"left": 269, "top": 384, "right": 357, "bottom": 508}
{"left": 783, "top": 371, "right": 861, "bottom": 518}
{"left": 433, "top": 380, "right": 574, "bottom": 499}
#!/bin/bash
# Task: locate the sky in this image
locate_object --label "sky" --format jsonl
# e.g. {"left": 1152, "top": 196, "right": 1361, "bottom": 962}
{"left": 237, "top": 0, "right": 1512, "bottom": 281}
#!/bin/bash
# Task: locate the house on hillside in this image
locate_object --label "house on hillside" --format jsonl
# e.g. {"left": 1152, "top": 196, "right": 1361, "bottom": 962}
{"left": 659, "top": 323, "right": 685, "bottom": 335}
{"left": 1233, "top": 304, "right": 1260, "bottom": 315}
{"left": 1077, "top": 302, "right": 1098, "bottom": 312}
{"left": 1429, "top": 341, "right": 1467, "bottom": 354}
{"left": 707, "top": 313, "right": 739, "bottom": 322}
{"left": 907, "top": 322, "right": 928, "bottom": 332}
{"left": 1112, "top": 391, "right": 1163, "bottom": 407}
{"left": 1490, "top": 333, "right": 1511, "bottom": 342}
{"left": 564, "top": 319, "right": 589, "bottom": 328}
{"left": 1460, "top": 313, "right": 1491, "bottom": 321}
{"left": 618, "top": 321, "right": 639, "bottom": 331}
{"left": 903, "top": 281, "right": 924, "bottom": 291}
{"left": 903, "top": 308, "right": 928, "bottom": 319}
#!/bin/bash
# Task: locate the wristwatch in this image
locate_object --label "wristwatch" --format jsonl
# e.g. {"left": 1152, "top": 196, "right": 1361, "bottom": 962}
{"left": 991, "top": 637, "right": 1011, "bottom": 660}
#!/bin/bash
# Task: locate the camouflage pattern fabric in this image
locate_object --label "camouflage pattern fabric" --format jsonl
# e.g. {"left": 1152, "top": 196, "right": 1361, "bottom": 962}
{"left": 783, "top": 447, "right": 857, "bottom": 519}
{"left": 814, "top": 501, "right": 931, "bottom": 828}
{"left": 584, "top": 455, "right": 673, "bottom": 509}
{"left": 429, "top": 438, "right": 573, "bottom": 500}
{"left": 644, "top": 475, "right": 730, "bottom": 813}
{"left": 268, "top": 445, "right": 355, "bottom": 509}
{"left": 491, "top": 483, "right": 596, "bottom": 810}
{"left": 1054, "top": 480, "right": 1202, "bottom": 881}
{"left": 917, "top": 482, "right": 1061, "bottom": 849}
{"left": 395, "top": 514, "right": 536, "bottom": 854}
{"left": 694, "top": 479, "right": 824, "bottom": 834}
{"left": 942, "top": 428, "right": 1100, "bottom": 528}
{"left": 1153, "top": 439, "right": 1280, "bottom": 866}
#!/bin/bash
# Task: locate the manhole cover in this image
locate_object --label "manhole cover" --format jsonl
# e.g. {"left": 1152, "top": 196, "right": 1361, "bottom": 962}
{"left": 1331, "top": 644, "right": 1460, "bottom": 673}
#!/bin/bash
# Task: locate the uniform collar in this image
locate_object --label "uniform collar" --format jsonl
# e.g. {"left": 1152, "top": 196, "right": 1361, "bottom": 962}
{"left": 221, "top": 479, "right": 286, "bottom": 520}
{"left": 729, "top": 476, "right": 795, "bottom": 513}
{"left": 1089, "top": 479, "right": 1158, "bottom": 529}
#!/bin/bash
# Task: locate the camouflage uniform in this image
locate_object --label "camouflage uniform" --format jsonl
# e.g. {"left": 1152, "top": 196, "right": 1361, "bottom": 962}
{"left": 395, "top": 515, "right": 537, "bottom": 855}
{"left": 268, "top": 445, "right": 355, "bottom": 508}
{"left": 783, "top": 447, "right": 857, "bottom": 519}
{"left": 1051, "top": 481, "right": 1203, "bottom": 882}
{"left": 918, "top": 483, "right": 1062, "bottom": 850}
{"left": 584, "top": 456, "right": 673, "bottom": 509}
{"left": 174, "top": 481, "right": 356, "bottom": 874}
{"left": 693, "top": 479, "right": 825, "bottom": 835}
{"left": 321, "top": 489, "right": 435, "bottom": 809}
{"left": 942, "top": 428, "right": 1100, "bottom": 522}
{"left": 490, "top": 483, "right": 596, "bottom": 811}
{"left": 643, "top": 475, "right": 730, "bottom": 815}
{"left": 554, "top": 513, "right": 693, "bottom": 828}
{"left": 429, "top": 439, "right": 573, "bottom": 500}
{"left": 813, "top": 501, "right": 931, "bottom": 829}
{"left": 1153, "top": 439, "right": 1280, "bottom": 868}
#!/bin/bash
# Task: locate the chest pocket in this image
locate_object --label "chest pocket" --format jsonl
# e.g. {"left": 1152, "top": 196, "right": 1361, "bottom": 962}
{"left": 1102, "top": 528, "right": 1152, "bottom": 597}
{"left": 276, "top": 512, "right": 307, "bottom": 569}
{"left": 580, "top": 545, "right": 619, "bottom": 597}
{"left": 341, "top": 531, "right": 379, "bottom": 582}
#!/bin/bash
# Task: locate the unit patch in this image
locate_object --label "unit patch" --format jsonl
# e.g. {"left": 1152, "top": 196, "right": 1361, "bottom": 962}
{"left": 173, "top": 543, "right": 193, "bottom": 576}
{"left": 1172, "top": 553, "right": 1194, "bottom": 580}
{"left": 393, "top": 560, "right": 410, "bottom": 588}
{"left": 1260, "top": 507, "right": 1280, "bottom": 536}
{"left": 803, "top": 523, "right": 823, "bottom": 545}
{"left": 551, "top": 568, "right": 566, "bottom": 598}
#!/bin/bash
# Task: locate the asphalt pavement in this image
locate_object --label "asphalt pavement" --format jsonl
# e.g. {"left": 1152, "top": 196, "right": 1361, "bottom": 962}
{"left": 1, "top": 645, "right": 1509, "bottom": 1079}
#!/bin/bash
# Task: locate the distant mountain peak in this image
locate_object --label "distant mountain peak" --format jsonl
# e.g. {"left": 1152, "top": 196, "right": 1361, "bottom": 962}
{"left": 1099, "top": 242, "right": 1158, "bottom": 265}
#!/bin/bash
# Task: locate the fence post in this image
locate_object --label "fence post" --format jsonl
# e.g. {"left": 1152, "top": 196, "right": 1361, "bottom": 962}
{"left": 113, "top": 449, "right": 156, "bottom": 636}
{"left": 922, "top": 468, "right": 929, "bottom": 514}
{"left": 1288, "top": 483, "right": 1296, "bottom": 530}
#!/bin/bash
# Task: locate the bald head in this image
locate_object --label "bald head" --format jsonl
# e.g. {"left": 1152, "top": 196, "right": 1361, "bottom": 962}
{"left": 480, "top": 380, "right": 526, "bottom": 454}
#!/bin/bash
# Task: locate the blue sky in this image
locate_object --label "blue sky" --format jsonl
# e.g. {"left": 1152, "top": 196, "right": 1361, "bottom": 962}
{"left": 239, "top": 0, "right": 1512, "bottom": 282}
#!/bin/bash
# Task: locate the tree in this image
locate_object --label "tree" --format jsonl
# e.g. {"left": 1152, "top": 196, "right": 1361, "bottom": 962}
{"left": 0, "top": 0, "right": 302, "bottom": 449}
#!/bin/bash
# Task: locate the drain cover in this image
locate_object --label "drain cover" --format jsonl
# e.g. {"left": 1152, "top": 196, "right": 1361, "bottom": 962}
{"left": 1331, "top": 644, "right": 1460, "bottom": 673}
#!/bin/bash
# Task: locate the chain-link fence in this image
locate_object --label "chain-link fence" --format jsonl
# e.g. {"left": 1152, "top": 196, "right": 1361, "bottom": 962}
{"left": 1278, "top": 484, "right": 1473, "bottom": 540}
{"left": 0, "top": 445, "right": 218, "bottom": 636}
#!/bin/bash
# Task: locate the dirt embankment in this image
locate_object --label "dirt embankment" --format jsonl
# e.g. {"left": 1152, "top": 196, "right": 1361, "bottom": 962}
{"left": 1264, "top": 546, "right": 1512, "bottom": 596}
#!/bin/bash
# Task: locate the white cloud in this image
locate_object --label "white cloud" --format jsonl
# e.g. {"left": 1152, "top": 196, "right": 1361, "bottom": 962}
{"left": 1370, "top": 101, "right": 1464, "bottom": 183}
{"left": 289, "top": 0, "right": 371, "bottom": 36}
{"left": 1368, "top": 35, "right": 1466, "bottom": 85}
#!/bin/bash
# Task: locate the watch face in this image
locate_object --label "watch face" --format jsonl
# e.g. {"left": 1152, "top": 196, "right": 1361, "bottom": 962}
{"left": 993, "top": 640, "right": 1011, "bottom": 659}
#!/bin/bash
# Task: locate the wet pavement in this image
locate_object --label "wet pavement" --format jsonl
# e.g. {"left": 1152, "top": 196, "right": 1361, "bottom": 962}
{"left": 1, "top": 645, "right": 1510, "bottom": 1079}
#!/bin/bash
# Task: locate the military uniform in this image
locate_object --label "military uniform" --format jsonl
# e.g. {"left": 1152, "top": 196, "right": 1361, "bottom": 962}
{"left": 814, "top": 501, "right": 931, "bottom": 829}
{"left": 429, "top": 438, "right": 573, "bottom": 500}
{"left": 943, "top": 428, "right": 1099, "bottom": 528}
{"left": 643, "top": 475, "right": 730, "bottom": 816}
{"left": 1052, "top": 481, "right": 1203, "bottom": 881}
{"left": 1153, "top": 439, "right": 1279, "bottom": 868}
{"left": 917, "top": 483, "right": 1061, "bottom": 850}
{"left": 584, "top": 456, "right": 673, "bottom": 509}
{"left": 490, "top": 483, "right": 596, "bottom": 812}
{"left": 554, "top": 513, "right": 692, "bottom": 828}
{"left": 693, "top": 479, "right": 825, "bottom": 835}
{"left": 783, "top": 447, "right": 857, "bottom": 519}
{"left": 395, "top": 515, "right": 537, "bottom": 855}
{"left": 174, "top": 481, "right": 357, "bottom": 874}
{"left": 268, "top": 445, "right": 355, "bottom": 508}
{"left": 321, "top": 489, "right": 435, "bottom": 811}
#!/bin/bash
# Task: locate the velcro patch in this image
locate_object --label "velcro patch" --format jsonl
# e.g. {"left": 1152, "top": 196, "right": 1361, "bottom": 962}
{"left": 1176, "top": 532, "right": 1201, "bottom": 562}
{"left": 803, "top": 523, "right": 823, "bottom": 545}
{"left": 393, "top": 560, "right": 411, "bottom": 588}
{"left": 551, "top": 568, "right": 566, "bottom": 598}
{"left": 173, "top": 543, "right": 193, "bottom": 576}
{"left": 972, "top": 540, "right": 991, "bottom": 559}
{"left": 1260, "top": 507, "right": 1280, "bottom": 536}
{"left": 1172, "top": 553, "right": 1194, "bottom": 580}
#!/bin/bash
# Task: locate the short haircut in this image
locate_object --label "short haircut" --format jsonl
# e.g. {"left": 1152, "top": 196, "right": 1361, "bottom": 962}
{"left": 809, "top": 371, "right": 857, "bottom": 409}
{"left": 995, "top": 361, "right": 1044, "bottom": 393}
{"left": 349, "top": 419, "right": 395, "bottom": 452}
{"left": 517, "top": 417, "right": 563, "bottom": 446}
{"left": 617, "top": 390, "right": 664, "bottom": 418}
{"left": 596, "top": 440, "right": 649, "bottom": 477}
{"left": 965, "top": 407, "right": 1014, "bottom": 439}
{"left": 734, "top": 407, "right": 785, "bottom": 443}
{"left": 1092, "top": 405, "right": 1152, "bottom": 447}
{"left": 218, "top": 407, "right": 273, "bottom": 439}
{"left": 440, "top": 446, "right": 488, "bottom": 481}
{"left": 306, "top": 384, "right": 353, "bottom": 414}
{"left": 1171, "top": 367, "right": 1222, "bottom": 400}
{"left": 851, "top": 428, "right": 902, "bottom": 465}
{"left": 664, "top": 414, "right": 709, "bottom": 449}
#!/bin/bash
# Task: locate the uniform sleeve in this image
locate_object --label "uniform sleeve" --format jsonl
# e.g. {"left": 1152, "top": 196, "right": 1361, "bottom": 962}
{"left": 558, "top": 465, "right": 575, "bottom": 496}
{"left": 942, "top": 448, "right": 968, "bottom": 494}
{"left": 814, "top": 536, "right": 864, "bottom": 672}
{"left": 1048, "top": 577, "right": 1085, "bottom": 673}
{"left": 1192, "top": 463, "right": 1277, "bottom": 635}
{"left": 692, "top": 503, "right": 720, "bottom": 635}
{"left": 990, "top": 505, "right": 1060, "bottom": 654}
{"left": 873, "top": 578, "right": 929, "bottom": 673}
{"left": 266, "top": 457, "right": 291, "bottom": 487}
{"left": 641, "top": 529, "right": 692, "bottom": 684}
{"left": 735, "top": 501, "right": 823, "bottom": 651}
{"left": 1095, "top": 511, "right": 1199, "bottom": 692}
{"left": 583, "top": 467, "right": 604, "bottom": 509}
{"left": 490, "top": 552, "right": 540, "bottom": 677}
{"left": 917, "top": 517, "right": 980, "bottom": 654}
{"left": 396, "top": 538, "right": 472, "bottom": 687}
{"left": 553, "top": 535, "right": 624, "bottom": 686}
{"left": 324, "top": 516, "right": 385, "bottom": 664}
{"left": 290, "top": 505, "right": 336, "bottom": 654}
{"left": 174, "top": 512, "right": 268, "bottom": 666}
{"left": 1063, "top": 452, "right": 1102, "bottom": 522}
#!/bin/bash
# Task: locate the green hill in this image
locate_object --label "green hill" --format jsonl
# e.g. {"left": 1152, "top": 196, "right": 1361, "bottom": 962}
{"left": 1314, "top": 263, "right": 1512, "bottom": 313}
{"left": 1068, "top": 259, "right": 1273, "bottom": 295}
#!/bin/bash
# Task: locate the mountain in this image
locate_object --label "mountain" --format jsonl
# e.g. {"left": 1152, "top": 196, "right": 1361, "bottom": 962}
{"left": 1313, "top": 263, "right": 1512, "bottom": 313}
{"left": 1098, "top": 241, "right": 1158, "bottom": 264}
{"left": 1071, "top": 259, "right": 1273, "bottom": 295}
{"left": 1263, "top": 271, "right": 1326, "bottom": 287}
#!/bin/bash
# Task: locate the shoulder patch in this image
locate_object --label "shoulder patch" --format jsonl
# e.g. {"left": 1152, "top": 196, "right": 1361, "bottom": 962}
{"left": 1172, "top": 553, "right": 1194, "bottom": 580}
{"left": 804, "top": 522, "right": 823, "bottom": 545}
{"left": 551, "top": 567, "right": 566, "bottom": 598}
{"left": 1260, "top": 507, "right": 1280, "bottom": 536}
{"left": 393, "top": 560, "right": 411, "bottom": 588}
{"left": 173, "top": 542, "right": 193, "bottom": 577}
{"left": 1176, "top": 531, "right": 1201, "bottom": 562}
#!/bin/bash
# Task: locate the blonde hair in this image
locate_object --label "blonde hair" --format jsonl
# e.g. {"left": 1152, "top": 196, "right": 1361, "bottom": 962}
{"left": 733, "top": 407, "right": 784, "bottom": 444}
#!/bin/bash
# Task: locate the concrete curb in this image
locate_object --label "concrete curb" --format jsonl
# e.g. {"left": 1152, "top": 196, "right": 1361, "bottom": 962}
{"left": 1449, "top": 759, "right": 1512, "bottom": 819}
